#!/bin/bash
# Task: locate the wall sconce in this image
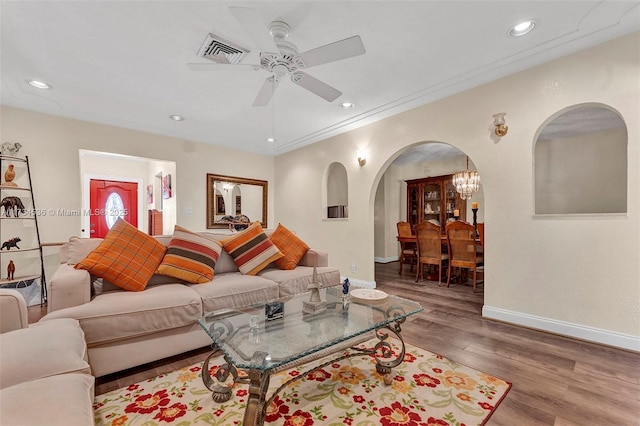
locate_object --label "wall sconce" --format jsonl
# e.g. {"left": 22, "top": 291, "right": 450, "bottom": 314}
{"left": 493, "top": 112, "right": 508, "bottom": 136}
{"left": 357, "top": 151, "right": 367, "bottom": 166}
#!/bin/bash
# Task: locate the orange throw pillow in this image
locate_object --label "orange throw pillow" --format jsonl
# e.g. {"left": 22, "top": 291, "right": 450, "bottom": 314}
{"left": 269, "top": 223, "right": 310, "bottom": 270}
{"left": 221, "top": 222, "right": 283, "bottom": 275}
{"left": 75, "top": 219, "right": 166, "bottom": 291}
{"left": 156, "top": 225, "right": 222, "bottom": 283}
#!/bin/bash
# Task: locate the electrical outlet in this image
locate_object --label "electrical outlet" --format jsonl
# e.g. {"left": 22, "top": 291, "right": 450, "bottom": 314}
{"left": 351, "top": 264, "right": 356, "bottom": 273}
{"left": 184, "top": 207, "right": 193, "bottom": 214}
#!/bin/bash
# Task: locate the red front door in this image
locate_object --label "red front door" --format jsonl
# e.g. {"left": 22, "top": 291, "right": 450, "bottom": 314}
{"left": 90, "top": 180, "right": 138, "bottom": 238}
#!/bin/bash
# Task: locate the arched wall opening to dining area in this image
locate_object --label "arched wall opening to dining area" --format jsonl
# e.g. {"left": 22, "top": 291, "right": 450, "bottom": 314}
{"left": 371, "top": 140, "right": 485, "bottom": 294}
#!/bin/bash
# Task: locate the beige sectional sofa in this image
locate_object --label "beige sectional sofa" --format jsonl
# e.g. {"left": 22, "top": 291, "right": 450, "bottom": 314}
{"left": 41, "top": 231, "right": 340, "bottom": 377}
{"left": 0, "top": 289, "right": 95, "bottom": 425}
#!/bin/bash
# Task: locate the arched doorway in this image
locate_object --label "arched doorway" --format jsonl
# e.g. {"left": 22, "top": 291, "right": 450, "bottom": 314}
{"left": 372, "top": 141, "right": 485, "bottom": 294}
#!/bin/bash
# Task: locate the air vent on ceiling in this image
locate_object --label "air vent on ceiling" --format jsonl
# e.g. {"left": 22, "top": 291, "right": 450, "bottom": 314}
{"left": 198, "top": 33, "right": 249, "bottom": 65}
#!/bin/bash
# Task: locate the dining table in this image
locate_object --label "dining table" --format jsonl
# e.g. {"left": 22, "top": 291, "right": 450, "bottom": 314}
{"left": 397, "top": 234, "right": 482, "bottom": 281}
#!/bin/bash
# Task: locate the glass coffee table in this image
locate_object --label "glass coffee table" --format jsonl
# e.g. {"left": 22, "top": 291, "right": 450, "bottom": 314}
{"left": 197, "top": 287, "right": 423, "bottom": 426}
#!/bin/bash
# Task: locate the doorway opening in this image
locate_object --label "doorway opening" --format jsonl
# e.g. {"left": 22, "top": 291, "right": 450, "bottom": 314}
{"left": 79, "top": 150, "right": 176, "bottom": 237}
{"left": 373, "top": 142, "right": 484, "bottom": 295}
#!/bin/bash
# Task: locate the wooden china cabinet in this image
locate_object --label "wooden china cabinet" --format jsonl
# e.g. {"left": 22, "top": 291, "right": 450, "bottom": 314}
{"left": 406, "top": 174, "right": 466, "bottom": 233}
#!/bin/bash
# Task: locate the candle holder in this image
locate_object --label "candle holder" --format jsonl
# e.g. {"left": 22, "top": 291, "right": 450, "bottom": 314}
{"left": 472, "top": 208, "right": 478, "bottom": 236}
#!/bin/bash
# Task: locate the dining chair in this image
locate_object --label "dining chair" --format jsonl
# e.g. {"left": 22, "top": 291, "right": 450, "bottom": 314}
{"left": 476, "top": 222, "right": 485, "bottom": 260}
{"left": 476, "top": 222, "right": 485, "bottom": 280}
{"left": 415, "top": 221, "right": 448, "bottom": 286}
{"left": 477, "top": 222, "right": 485, "bottom": 249}
{"left": 446, "top": 220, "right": 484, "bottom": 292}
{"left": 396, "top": 221, "right": 416, "bottom": 274}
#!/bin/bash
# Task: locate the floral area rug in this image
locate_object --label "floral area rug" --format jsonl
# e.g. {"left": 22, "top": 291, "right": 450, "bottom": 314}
{"left": 94, "top": 339, "right": 511, "bottom": 426}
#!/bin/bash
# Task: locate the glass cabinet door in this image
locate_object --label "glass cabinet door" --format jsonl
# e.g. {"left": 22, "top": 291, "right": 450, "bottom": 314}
{"left": 444, "top": 179, "right": 458, "bottom": 222}
{"left": 421, "top": 182, "right": 441, "bottom": 225}
{"left": 443, "top": 178, "right": 465, "bottom": 224}
{"left": 408, "top": 185, "right": 419, "bottom": 229}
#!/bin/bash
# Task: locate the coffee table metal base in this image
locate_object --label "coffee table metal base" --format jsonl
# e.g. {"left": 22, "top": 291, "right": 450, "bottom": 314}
{"left": 202, "top": 321, "right": 407, "bottom": 426}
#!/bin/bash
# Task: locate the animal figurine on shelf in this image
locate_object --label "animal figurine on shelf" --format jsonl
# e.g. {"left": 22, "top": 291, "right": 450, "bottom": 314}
{"left": 1, "top": 196, "right": 26, "bottom": 217}
{"left": 1, "top": 142, "right": 22, "bottom": 156}
{"left": 1, "top": 237, "right": 21, "bottom": 250}
{"left": 7, "top": 260, "right": 15, "bottom": 280}
{"left": 2, "top": 164, "right": 18, "bottom": 187}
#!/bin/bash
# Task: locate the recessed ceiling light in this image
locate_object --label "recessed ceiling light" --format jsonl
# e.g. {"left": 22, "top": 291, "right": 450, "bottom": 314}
{"left": 509, "top": 20, "right": 536, "bottom": 37}
{"left": 339, "top": 102, "right": 355, "bottom": 109}
{"left": 26, "top": 79, "right": 52, "bottom": 89}
{"left": 266, "top": 137, "right": 276, "bottom": 143}
{"left": 169, "top": 115, "right": 184, "bottom": 121}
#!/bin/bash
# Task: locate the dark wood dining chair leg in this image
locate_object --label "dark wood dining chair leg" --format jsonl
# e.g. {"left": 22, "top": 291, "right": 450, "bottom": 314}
{"left": 415, "top": 262, "right": 421, "bottom": 283}
{"left": 410, "top": 249, "right": 415, "bottom": 273}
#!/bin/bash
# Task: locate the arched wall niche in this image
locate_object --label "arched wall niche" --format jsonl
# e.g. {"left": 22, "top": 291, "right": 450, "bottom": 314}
{"left": 533, "top": 103, "right": 627, "bottom": 215}
{"left": 325, "top": 162, "right": 349, "bottom": 218}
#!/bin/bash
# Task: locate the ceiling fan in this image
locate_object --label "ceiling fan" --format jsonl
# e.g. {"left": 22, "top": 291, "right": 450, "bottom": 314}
{"left": 188, "top": 6, "right": 366, "bottom": 106}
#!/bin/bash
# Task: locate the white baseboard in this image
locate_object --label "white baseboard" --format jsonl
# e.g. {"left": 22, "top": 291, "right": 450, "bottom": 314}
{"left": 374, "top": 256, "right": 398, "bottom": 264}
{"left": 341, "top": 276, "right": 376, "bottom": 289}
{"left": 482, "top": 305, "right": 640, "bottom": 352}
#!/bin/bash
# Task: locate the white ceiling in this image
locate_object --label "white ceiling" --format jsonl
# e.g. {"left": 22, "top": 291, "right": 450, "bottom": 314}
{"left": 1, "top": 1, "right": 638, "bottom": 158}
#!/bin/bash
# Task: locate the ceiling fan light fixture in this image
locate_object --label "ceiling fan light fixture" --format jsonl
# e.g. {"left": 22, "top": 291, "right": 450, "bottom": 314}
{"left": 169, "top": 115, "right": 184, "bottom": 121}
{"left": 509, "top": 20, "right": 536, "bottom": 37}
{"left": 339, "top": 102, "right": 355, "bottom": 109}
{"left": 27, "top": 79, "right": 52, "bottom": 89}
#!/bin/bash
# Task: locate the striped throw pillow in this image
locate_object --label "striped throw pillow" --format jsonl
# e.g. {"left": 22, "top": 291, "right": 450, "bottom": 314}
{"left": 221, "top": 222, "right": 284, "bottom": 275}
{"left": 156, "top": 225, "right": 222, "bottom": 283}
{"left": 75, "top": 219, "right": 166, "bottom": 292}
{"left": 269, "top": 223, "right": 310, "bottom": 270}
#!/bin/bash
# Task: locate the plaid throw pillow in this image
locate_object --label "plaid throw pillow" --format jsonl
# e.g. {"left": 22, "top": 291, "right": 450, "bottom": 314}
{"left": 269, "top": 223, "right": 310, "bottom": 270}
{"left": 156, "top": 225, "right": 222, "bottom": 283}
{"left": 75, "top": 219, "right": 166, "bottom": 292}
{"left": 221, "top": 222, "right": 283, "bottom": 275}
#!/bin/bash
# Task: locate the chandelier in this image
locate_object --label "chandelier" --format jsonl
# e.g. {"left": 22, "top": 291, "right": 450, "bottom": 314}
{"left": 453, "top": 156, "right": 480, "bottom": 200}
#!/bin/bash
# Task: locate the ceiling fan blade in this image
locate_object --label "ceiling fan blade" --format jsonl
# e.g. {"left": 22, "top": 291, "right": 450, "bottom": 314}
{"left": 291, "top": 72, "right": 341, "bottom": 102}
{"left": 229, "top": 6, "right": 279, "bottom": 53}
{"left": 253, "top": 76, "right": 280, "bottom": 106}
{"left": 298, "top": 35, "right": 365, "bottom": 68}
{"left": 187, "top": 63, "right": 258, "bottom": 71}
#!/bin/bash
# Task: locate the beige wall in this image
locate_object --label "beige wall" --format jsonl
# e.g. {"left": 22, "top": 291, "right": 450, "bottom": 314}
{"left": 0, "top": 106, "right": 275, "bottom": 245}
{"left": 275, "top": 33, "right": 639, "bottom": 349}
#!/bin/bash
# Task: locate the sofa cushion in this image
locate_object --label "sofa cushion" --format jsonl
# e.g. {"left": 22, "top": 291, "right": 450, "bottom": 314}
{"left": 0, "top": 318, "right": 90, "bottom": 389}
{"left": 0, "top": 373, "right": 95, "bottom": 426}
{"left": 189, "top": 272, "right": 279, "bottom": 312}
{"left": 221, "top": 222, "right": 283, "bottom": 275}
{"left": 42, "top": 284, "right": 202, "bottom": 346}
{"left": 65, "top": 236, "right": 103, "bottom": 265}
{"left": 269, "top": 223, "right": 310, "bottom": 270}
{"left": 156, "top": 225, "right": 222, "bottom": 283}
{"left": 92, "top": 272, "right": 189, "bottom": 295}
{"left": 75, "top": 219, "right": 167, "bottom": 291}
{"left": 258, "top": 266, "right": 341, "bottom": 297}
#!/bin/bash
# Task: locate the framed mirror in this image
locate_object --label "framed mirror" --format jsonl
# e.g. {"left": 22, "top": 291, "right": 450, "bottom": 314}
{"left": 206, "top": 173, "right": 268, "bottom": 228}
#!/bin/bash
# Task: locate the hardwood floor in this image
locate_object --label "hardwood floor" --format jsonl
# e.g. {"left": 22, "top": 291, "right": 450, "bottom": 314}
{"left": 30, "top": 262, "right": 640, "bottom": 425}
